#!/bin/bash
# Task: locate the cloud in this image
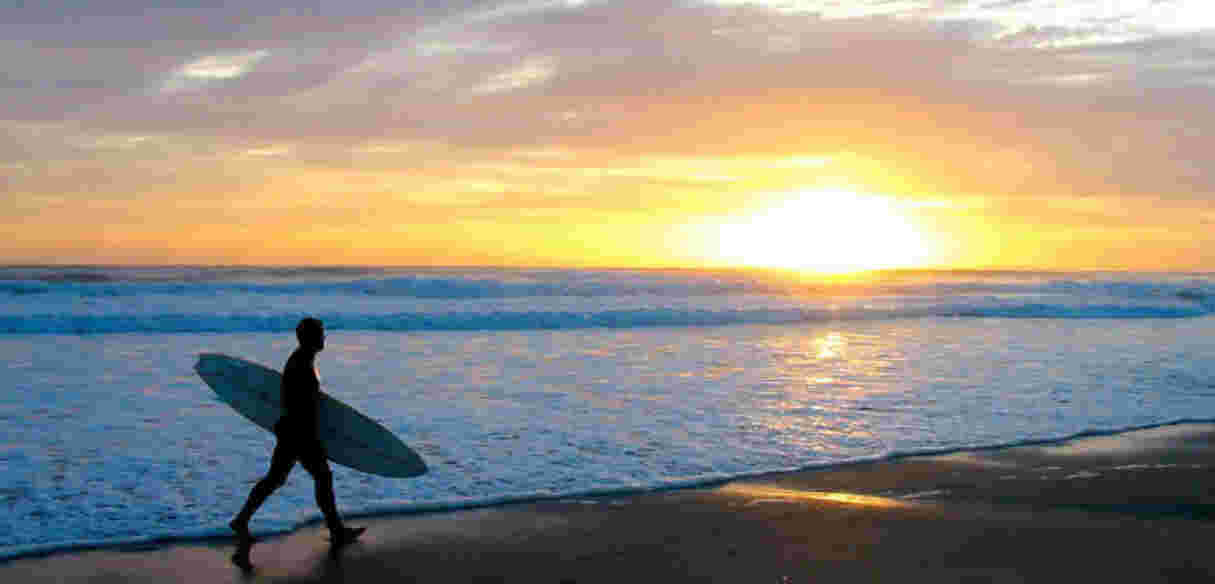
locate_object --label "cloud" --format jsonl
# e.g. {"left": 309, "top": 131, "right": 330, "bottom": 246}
{"left": 5, "top": 0, "right": 1215, "bottom": 208}
{"left": 1022, "top": 72, "right": 1114, "bottom": 86}
{"left": 926, "top": 0, "right": 1215, "bottom": 48}
{"left": 241, "top": 145, "right": 292, "bottom": 157}
{"left": 471, "top": 56, "right": 558, "bottom": 93}
{"left": 696, "top": 0, "right": 1213, "bottom": 50}
{"left": 0, "top": 1, "right": 492, "bottom": 118}
{"left": 701, "top": 0, "right": 934, "bottom": 18}
{"left": 160, "top": 50, "right": 271, "bottom": 92}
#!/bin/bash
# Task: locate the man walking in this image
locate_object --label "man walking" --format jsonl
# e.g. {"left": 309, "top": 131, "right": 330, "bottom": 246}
{"left": 229, "top": 318, "right": 364, "bottom": 555}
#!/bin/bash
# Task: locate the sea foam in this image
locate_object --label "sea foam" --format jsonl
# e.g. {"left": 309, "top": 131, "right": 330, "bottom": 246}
{"left": 0, "top": 268, "right": 1211, "bottom": 334}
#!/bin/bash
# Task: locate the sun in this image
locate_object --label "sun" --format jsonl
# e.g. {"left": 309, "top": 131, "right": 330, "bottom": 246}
{"left": 717, "top": 189, "right": 936, "bottom": 273}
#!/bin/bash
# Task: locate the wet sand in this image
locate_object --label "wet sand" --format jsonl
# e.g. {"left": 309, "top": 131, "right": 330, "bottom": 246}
{"left": 5, "top": 423, "right": 1215, "bottom": 582}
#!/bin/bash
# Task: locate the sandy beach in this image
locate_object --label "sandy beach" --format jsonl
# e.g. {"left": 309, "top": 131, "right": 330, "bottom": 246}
{"left": 5, "top": 423, "right": 1215, "bottom": 583}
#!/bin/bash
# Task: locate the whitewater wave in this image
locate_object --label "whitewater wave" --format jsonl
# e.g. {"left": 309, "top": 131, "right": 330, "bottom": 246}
{"left": 3, "top": 271, "right": 1213, "bottom": 300}
{"left": 1, "top": 276, "right": 771, "bottom": 298}
{"left": 3, "top": 268, "right": 1212, "bottom": 334}
{"left": 3, "top": 300, "right": 1208, "bottom": 335}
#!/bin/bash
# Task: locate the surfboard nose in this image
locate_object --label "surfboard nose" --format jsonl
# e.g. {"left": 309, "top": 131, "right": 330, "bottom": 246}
{"left": 195, "top": 352, "right": 225, "bottom": 373}
{"left": 195, "top": 353, "right": 237, "bottom": 384}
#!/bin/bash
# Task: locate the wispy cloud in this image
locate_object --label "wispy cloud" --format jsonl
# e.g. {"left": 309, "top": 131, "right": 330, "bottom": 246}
{"left": 161, "top": 50, "right": 270, "bottom": 92}
{"left": 701, "top": 0, "right": 933, "bottom": 18}
{"left": 701, "top": 0, "right": 1213, "bottom": 49}
{"left": 472, "top": 56, "right": 558, "bottom": 94}
{"left": 1023, "top": 72, "right": 1114, "bottom": 86}
{"left": 241, "top": 144, "right": 292, "bottom": 157}
{"left": 928, "top": 0, "right": 1214, "bottom": 48}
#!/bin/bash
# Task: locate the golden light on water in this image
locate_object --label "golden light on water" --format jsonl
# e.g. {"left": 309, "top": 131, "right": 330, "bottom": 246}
{"left": 716, "top": 189, "right": 939, "bottom": 273}
{"left": 815, "top": 332, "right": 845, "bottom": 360}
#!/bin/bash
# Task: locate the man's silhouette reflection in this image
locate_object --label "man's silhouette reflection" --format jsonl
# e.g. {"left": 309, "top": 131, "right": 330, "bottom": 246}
{"left": 229, "top": 318, "right": 364, "bottom": 561}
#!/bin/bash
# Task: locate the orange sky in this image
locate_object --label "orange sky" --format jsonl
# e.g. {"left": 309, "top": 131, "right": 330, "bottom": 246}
{"left": 4, "top": 1, "right": 1214, "bottom": 271}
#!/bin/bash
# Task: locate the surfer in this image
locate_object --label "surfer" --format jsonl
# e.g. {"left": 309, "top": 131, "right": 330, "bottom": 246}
{"left": 229, "top": 317, "right": 365, "bottom": 550}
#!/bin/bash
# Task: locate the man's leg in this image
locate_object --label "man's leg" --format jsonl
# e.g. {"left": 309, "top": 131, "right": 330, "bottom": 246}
{"left": 231, "top": 439, "right": 296, "bottom": 538}
{"left": 297, "top": 444, "right": 342, "bottom": 533}
{"left": 298, "top": 444, "right": 364, "bottom": 547}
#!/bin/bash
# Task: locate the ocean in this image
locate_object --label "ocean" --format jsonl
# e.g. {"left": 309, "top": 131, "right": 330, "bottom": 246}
{"left": 3, "top": 266, "right": 1215, "bottom": 559}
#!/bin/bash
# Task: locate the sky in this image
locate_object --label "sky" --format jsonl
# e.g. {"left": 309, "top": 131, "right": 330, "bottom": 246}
{"left": 3, "top": 0, "right": 1215, "bottom": 271}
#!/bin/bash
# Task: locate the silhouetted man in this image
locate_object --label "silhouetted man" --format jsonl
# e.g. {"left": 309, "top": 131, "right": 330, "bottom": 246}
{"left": 230, "top": 318, "right": 363, "bottom": 554}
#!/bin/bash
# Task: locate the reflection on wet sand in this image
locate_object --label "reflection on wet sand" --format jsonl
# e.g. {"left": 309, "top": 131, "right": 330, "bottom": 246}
{"left": 718, "top": 483, "right": 913, "bottom": 508}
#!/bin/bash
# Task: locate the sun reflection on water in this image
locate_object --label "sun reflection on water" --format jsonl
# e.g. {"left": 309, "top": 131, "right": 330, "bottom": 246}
{"left": 815, "top": 331, "right": 845, "bottom": 359}
{"left": 737, "top": 329, "right": 910, "bottom": 457}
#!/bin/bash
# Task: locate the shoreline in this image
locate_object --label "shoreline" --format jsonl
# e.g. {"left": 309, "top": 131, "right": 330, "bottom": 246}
{"left": 5, "top": 418, "right": 1215, "bottom": 563}
{"left": 5, "top": 422, "right": 1215, "bottom": 581}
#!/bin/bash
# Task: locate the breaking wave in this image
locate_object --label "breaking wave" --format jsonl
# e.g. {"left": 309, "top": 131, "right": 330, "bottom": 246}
{"left": 2, "top": 267, "right": 1211, "bottom": 334}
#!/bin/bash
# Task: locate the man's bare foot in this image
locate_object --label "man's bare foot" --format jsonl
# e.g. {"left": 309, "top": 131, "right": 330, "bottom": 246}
{"left": 231, "top": 540, "right": 254, "bottom": 572}
{"left": 329, "top": 526, "right": 366, "bottom": 549}
{"left": 229, "top": 519, "right": 257, "bottom": 543}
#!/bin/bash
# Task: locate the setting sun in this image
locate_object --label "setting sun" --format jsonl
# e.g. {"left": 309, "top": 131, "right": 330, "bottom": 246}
{"left": 716, "top": 189, "right": 938, "bottom": 273}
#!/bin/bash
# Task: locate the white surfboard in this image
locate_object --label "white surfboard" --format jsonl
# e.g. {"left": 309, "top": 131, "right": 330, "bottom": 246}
{"left": 194, "top": 353, "right": 428, "bottom": 478}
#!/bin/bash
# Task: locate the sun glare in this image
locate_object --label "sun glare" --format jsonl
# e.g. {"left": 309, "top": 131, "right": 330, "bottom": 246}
{"left": 717, "top": 189, "right": 936, "bottom": 273}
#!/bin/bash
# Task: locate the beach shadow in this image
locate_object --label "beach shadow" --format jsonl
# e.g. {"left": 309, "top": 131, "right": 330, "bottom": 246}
{"left": 314, "top": 547, "right": 352, "bottom": 581}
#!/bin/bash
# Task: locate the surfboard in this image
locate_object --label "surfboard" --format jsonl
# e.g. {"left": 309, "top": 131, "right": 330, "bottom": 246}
{"left": 194, "top": 353, "right": 428, "bottom": 478}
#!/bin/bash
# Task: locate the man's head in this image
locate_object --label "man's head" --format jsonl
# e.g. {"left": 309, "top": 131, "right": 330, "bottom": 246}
{"left": 296, "top": 317, "right": 325, "bottom": 351}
